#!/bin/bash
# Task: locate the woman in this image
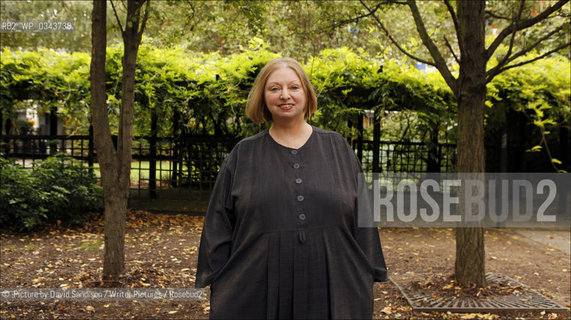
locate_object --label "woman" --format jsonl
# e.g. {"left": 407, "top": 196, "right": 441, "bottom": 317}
{"left": 196, "top": 57, "right": 387, "bottom": 319}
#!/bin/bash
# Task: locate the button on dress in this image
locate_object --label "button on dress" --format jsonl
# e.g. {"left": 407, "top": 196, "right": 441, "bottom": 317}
{"left": 196, "top": 126, "right": 388, "bottom": 319}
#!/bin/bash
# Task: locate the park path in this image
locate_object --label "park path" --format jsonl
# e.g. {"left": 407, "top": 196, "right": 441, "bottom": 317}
{"left": 513, "top": 229, "right": 571, "bottom": 254}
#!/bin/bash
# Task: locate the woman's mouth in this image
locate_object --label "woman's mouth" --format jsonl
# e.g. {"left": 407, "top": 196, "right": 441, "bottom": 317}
{"left": 279, "top": 104, "right": 294, "bottom": 110}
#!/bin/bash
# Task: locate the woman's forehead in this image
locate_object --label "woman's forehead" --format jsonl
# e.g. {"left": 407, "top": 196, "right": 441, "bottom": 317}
{"left": 266, "top": 67, "right": 301, "bottom": 83}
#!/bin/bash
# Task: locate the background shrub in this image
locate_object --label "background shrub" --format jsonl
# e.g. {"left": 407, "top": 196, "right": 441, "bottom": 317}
{"left": 0, "top": 158, "right": 47, "bottom": 231}
{"left": 34, "top": 154, "right": 104, "bottom": 224}
{"left": 0, "top": 155, "right": 103, "bottom": 232}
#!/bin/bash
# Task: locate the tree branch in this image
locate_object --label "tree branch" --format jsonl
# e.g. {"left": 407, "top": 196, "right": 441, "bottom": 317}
{"left": 319, "top": 2, "right": 384, "bottom": 34}
{"left": 486, "top": 0, "right": 569, "bottom": 59}
{"left": 493, "top": 1, "right": 525, "bottom": 74}
{"left": 487, "top": 41, "right": 571, "bottom": 82}
{"left": 110, "top": 0, "right": 125, "bottom": 37}
{"left": 443, "top": 0, "right": 461, "bottom": 51}
{"left": 359, "top": 0, "right": 433, "bottom": 66}
{"left": 485, "top": 10, "right": 511, "bottom": 21}
{"left": 444, "top": 35, "right": 460, "bottom": 65}
{"left": 407, "top": 0, "right": 457, "bottom": 92}
{"left": 509, "top": 24, "right": 564, "bottom": 63}
{"left": 138, "top": 0, "right": 150, "bottom": 39}
{"left": 487, "top": 24, "right": 566, "bottom": 81}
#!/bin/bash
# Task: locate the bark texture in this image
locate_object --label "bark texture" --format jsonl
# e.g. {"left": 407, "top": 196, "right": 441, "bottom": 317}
{"left": 454, "top": 0, "right": 487, "bottom": 288}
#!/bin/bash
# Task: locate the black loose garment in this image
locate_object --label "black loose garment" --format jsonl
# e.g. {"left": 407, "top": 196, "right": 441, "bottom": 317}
{"left": 196, "top": 126, "right": 387, "bottom": 319}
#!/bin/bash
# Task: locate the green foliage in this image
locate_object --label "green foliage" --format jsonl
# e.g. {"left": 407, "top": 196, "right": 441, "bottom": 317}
{"left": 0, "top": 159, "right": 47, "bottom": 231}
{"left": 485, "top": 54, "right": 571, "bottom": 171}
{"left": 1, "top": 45, "right": 569, "bottom": 156}
{"left": 487, "top": 54, "right": 570, "bottom": 113}
{"left": 34, "top": 154, "right": 104, "bottom": 223}
{"left": 0, "top": 1, "right": 381, "bottom": 60}
{"left": 371, "top": 60, "right": 456, "bottom": 143}
{"left": 0, "top": 155, "right": 103, "bottom": 232}
{"left": 0, "top": 47, "right": 90, "bottom": 123}
{"left": 0, "top": 0, "right": 94, "bottom": 52}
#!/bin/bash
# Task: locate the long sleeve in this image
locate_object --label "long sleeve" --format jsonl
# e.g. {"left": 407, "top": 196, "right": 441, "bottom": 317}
{"left": 195, "top": 158, "right": 235, "bottom": 288}
{"left": 355, "top": 202, "right": 389, "bottom": 282}
{"left": 347, "top": 139, "right": 388, "bottom": 282}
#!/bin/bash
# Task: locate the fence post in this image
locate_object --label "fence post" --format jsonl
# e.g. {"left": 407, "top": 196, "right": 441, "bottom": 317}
{"left": 347, "top": 117, "right": 354, "bottom": 151}
{"left": 427, "top": 127, "right": 440, "bottom": 172}
{"left": 0, "top": 113, "right": 3, "bottom": 155}
{"left": 372, "top": 113, "right": 380, "bottom": 173}
{"left": 558, "top": 126, "right": 569, "bottom": 172}
{"left": 0, "top": 113, "right": 4, "bottom": 156}
{"left": 500, "top": 131, "right": 508, "bottom": 172}
{"left": 3, "top": 118, "right": 12, "bottom": 156}
{"left": 149, "top": 108, "right": 157, "bottom": 199}
{"left": 49, "top": 108, "right": 58, "bottom": 155}
{"left": 172, "top": 110, "right": 180, "bottom": 187}
{"left": 357, "top": 113, "right": 363, "bottom": 163}
{"left": 88, "top": 124, "right": 94, "bottom": 175}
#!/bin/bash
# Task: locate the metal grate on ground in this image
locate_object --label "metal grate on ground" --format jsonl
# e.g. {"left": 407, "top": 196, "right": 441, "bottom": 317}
{"left": 391, "top": 273, "right": 567, "bottom": 313}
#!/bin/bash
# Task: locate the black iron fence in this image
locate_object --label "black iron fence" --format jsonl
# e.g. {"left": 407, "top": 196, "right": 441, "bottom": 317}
{"left": 1, "top": 132, "right": 455, "bottom": 194}
{"left": 355, "top": 140, "right": 455, "bottom": 173}
{"left": 0, "top": 134, "right": 93, "bottom": 167}
{"left": 0, "top": 133, "right": 241, "bottom": 196}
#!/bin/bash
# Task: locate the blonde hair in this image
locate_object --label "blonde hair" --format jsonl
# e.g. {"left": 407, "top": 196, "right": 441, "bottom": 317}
{"left": 246, "top": 57, "right": 318, "bottom": 123}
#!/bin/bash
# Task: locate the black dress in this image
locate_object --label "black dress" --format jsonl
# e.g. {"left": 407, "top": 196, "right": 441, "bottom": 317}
{"left": 196, "top": 126, "right": 387, "bottom": 319}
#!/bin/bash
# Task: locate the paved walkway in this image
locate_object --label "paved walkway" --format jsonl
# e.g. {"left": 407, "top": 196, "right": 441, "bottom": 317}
{"left": 513, "top": 229, "right": 571, "bottom": 255}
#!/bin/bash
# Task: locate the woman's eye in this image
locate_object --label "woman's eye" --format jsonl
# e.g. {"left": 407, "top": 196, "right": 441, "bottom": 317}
{"left": 270, "top": 87, "right": 279, "bottom": 92}
{"left": 291, "top": 86, "right": 300, "bottom": 90}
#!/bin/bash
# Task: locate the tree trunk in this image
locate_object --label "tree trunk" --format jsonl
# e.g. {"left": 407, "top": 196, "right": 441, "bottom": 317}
{"left": 90, "top": 0, "right": 126, "bottom": 279}
{"left": 102, "top": 184, "right": 128, "bottom": 278}
{"left": 454, "top": 0, "right": 487, "bottom": 288}
{"left": 90, "top": 0, "right": 147, "bottom": 280}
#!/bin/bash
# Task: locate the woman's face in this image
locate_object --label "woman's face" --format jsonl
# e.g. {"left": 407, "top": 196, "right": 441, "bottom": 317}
{"left": 264, "top": 67, "right": 307, "bottom": 124}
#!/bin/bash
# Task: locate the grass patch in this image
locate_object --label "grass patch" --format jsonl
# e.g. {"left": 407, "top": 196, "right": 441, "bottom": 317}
{"left": 25, "top": 243, "right": 39, "bottom": 250}
{"left": 78, "top": 239, "right": 103, "bottom": 252}
{"left": 91, "top": 161, "right": 190, "bottom": 185}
